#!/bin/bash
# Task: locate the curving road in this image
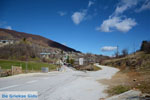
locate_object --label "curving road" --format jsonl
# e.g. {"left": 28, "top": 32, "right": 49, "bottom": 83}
{"left": 0, "top": 64, "right": 119, "bottom": 100}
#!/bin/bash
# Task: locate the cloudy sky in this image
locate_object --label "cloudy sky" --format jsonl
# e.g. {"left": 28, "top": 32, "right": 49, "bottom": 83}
{"left": 0, "top": 0, "right": 150, "bottom": 56}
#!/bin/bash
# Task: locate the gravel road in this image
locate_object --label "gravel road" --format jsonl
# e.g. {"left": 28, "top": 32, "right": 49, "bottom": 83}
{"left": 0, "top": 64, "right": 119, "bottom": 100}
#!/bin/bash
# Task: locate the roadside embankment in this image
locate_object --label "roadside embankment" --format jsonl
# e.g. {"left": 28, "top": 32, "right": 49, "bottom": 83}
{"left": 100, "top": 52, "right": 150, "bottom": 99}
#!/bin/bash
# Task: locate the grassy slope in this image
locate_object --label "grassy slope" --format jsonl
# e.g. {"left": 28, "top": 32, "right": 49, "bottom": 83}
{"left": 102, "top": 51, "right": 150, "bottom": 94}
{"left": 0, "top": 59, "right": 58, "bottom": 71}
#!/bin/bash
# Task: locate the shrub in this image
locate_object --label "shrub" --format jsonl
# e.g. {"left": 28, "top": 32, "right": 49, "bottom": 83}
{"left": 140, "top": 41, "right": 150, "bottom": 54}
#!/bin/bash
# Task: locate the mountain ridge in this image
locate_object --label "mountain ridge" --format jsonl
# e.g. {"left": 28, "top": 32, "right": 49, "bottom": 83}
{"left": 0, "top": 28, "right": 80, "bottom": 53}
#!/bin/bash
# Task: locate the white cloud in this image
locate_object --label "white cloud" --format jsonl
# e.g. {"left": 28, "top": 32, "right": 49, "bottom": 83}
{"left": 97, "top": 0, "right": 138, "bottom": 33}
{"left": 71, "top": 11, "right": 86, "bottom": 25}
{"left": 135, "top": 0, "right": 150, "bottom": 12}
{"left": 97, "top": 16, "right": 137, "bottom": 32}
{"left": 115, "top": 18, "right": 137, "bottom": 32}
{"left": 97, "top": 17, "right": 119, "bottom": 32}
{"left": 88, "top": 1, "right": 94, "bottom": 7}
{"left": 115, "top": 0, "right": 138, "bottom": 15}
{"left": 101, "top": 46, "right": 117, "bottom": 51}
{"left": 5, "top": 26, "right": 12, "bottom": 30}
{"left": 71, "top": 0, "right": 94, "bottom": 25}
{"left": 58, "top": 11, "right": 67, "bottom": 16}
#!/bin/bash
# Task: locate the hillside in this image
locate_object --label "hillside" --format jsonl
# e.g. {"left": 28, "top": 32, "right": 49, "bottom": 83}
{"left": 102, "top": 51, "right": 150, "bottom": 70}
{"left": 0, "top": 28, "right": 80, "bottom": 53}
{"left": 101, "top": 51, "right": 150, "bottom": 95}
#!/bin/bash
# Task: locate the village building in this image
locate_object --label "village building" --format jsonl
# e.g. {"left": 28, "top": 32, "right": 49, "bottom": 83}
{"left": 0, "top": 39, "right": 15, "bottom": 47}
{"left": 40, "top": 52, "right": 51, "bottom": 59}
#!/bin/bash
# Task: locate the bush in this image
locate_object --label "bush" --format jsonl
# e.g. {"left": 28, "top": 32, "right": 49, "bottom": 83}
{"left": 0, "top": 42, "right": 39, "bottom": 60}
{"left": 140, "top": 41, "right": 150, "bottom": 54}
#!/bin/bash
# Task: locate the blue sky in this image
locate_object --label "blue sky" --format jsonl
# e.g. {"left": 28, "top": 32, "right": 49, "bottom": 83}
{"left": 0, "top": 0, "right": 150, "bottom": 56}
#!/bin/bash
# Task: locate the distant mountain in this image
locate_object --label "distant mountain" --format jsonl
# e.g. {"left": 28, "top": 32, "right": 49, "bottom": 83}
{"left": 0, "top": 28, "right": 80, "bottom": 53}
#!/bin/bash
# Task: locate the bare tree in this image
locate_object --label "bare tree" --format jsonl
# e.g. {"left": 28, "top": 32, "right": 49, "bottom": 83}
{"left": 122, "top": 49, "right": 128, "bottom": 57}
{"left": 115, "top": 51, "right": 119, "bottom": 58}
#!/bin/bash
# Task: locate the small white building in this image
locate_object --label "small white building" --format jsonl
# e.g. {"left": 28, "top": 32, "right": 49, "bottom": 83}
{"left": 79, "top": 58, "right": 84, "bottom": 65}
{"left": 0, "top": 40, "right": 14, "bottom": 47}
{"left": 40, "top": 52, "right": 51, "bottom": 59}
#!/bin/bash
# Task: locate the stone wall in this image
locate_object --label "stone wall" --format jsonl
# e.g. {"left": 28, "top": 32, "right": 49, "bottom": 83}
{"left": 12, "top": 66, "right": 22, "bottom": 75}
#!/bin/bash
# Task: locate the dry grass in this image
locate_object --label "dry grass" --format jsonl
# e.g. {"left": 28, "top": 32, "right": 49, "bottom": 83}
{"left": 99, "top": 70, "right": 150, "bottom": 97}
{"left": 75, "top": 64, "right": 101, "bottom": 71}
{"left": 107, "top": 85, "right": 130, "bottom": 96}
{"left": 99, "top": 72, "right": 131, "bottom": 97}
{"left": 100, "top": 72, "right": 130, "bottom": 87}
{"left": 101, "top": 51, "right": 150, "bottom": 95}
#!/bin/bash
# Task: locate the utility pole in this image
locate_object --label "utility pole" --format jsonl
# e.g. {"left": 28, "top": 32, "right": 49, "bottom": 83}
{"left": 26, "top": 54, "right": 28, "bottom": 73}
{"left": 26, "top": 61, "right": 28, "bottom": 73}
{"left": 32, "top": 66, "right": 33, "bottom": 72}
{"left": 116, "top": 45, "right": 119, "bottom": 58}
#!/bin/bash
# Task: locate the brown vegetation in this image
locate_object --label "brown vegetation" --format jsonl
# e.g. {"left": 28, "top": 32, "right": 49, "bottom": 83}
{"left": 101, "top": 51, "right": 150, "bottom": 95}
{"left": 140, "top": 40, "right": 150, "bottom": 54}
{"left": 0, "top": 28, "right": 80, "bottom": 52}
{"left": 0, "top": 41, "right": 39, "bottom": 60}
{"left": 75, "top": 64, "right": 101, "bottom": 71}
